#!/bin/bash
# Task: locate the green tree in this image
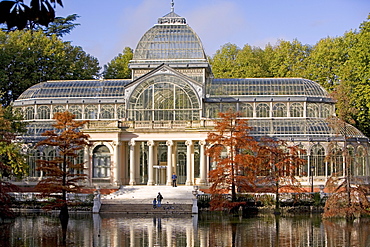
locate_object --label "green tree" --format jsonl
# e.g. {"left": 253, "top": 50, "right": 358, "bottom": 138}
{"left": 269, "top": 39, "right": 311, "bottom": 78}
{"left": 0, "top": 30, "right": 100, "bottom": 105}
{"left": 35, "top": 111, "right": 90, "bottom": 241}
{"left": 41, "top": 14, "right": 80, "bottom": 37}
{"left": 303, "top": 36, "right": 348, "bottom": 91}
{"left": 210, "top": 43, "right": 240, "bottom": 78}
{"left": 0, "top": 0, "right": 63, "bottom": 30}
{"left": 103, "top": 47, "right": 133, "bottom": 79}
{"left": 234, "top": 44, "right": 272, "bottom": 78}
{"left": 337, "top": 16, "right": 370, "bottom": 137}
{"left": 0, "top": 105, "right": 27, "bottom": 219}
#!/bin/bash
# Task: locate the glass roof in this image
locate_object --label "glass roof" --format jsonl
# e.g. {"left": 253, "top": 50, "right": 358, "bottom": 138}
{"left": 207, "top": 78, "right": 329, "bottom": 97}
{"left": 248, "top": 119, "right": 366, "bottom": 139}
{"left": 131, "top": 12, "right": 207, "bottom": 63}
{"left": 17, "top": 79, "right": 131, "bottom": 100}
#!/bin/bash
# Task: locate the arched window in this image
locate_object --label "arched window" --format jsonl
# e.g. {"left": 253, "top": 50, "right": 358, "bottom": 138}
{"left": 85, "top": 105, "right": 98, "bottom": 119}
{"left": 117, "top": 105, "right": 126, "bottom": 119}
{"left": 100, "top": 105, "right": 114, "bottom": 119}
{"left": 290, "top": 103, "right": 303, "bottom": 117}
{"left": 240, "top": 103, "right": 253, "bottom": 118}
{"left": 52, "top": 105, "right": 66, "bottom": 116}
{"left": 307, "top": 103, "right": 319, "bottom": 118}
{"left": 311, "top": 144, "right": 325, "bottom": 176}
{"left": 127, "top": 74, "right": 200, "bottom": 121}
{"left": 272, "top": 103, "right": 287, "bottom": 117}
{"left": 25, "top": 106, "right": 34, "bottom": 120}
{"left": 327, "top": 144, "right": 343, "bottom": 176}
{"left": 93, "top": 145, "right": 111, "bottom": 178}
{"left": 321, "top": 104, "right": 331, "bottom": 118}
{"left": 37, "top": 106, "right": 50, "bottom": 119}
{"left": 256, "top": 103, "right": 269, "bottom": 118}
{"left": 27, "top": 149, "right": 42, "bottom": 177}
{"left": 69, "top": 105, "right": 82, "bottom": 119}
{"left": 356, "top": 146, "right": 367, "bottom": 176}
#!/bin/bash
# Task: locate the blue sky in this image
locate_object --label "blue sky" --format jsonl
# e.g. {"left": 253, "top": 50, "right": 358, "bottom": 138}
{"left": 57, "top": 0, "right": 369, "bottom": 67}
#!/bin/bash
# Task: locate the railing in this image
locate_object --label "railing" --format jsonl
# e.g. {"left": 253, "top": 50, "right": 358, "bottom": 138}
{"left": 85, "top": 120, "right": 217, "bottom": 130}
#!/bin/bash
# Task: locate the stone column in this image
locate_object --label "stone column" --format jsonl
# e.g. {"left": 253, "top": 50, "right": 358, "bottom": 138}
{"left": 113, "top": 141, "right": 121, "bottom": 186}
{"left": 147, "top": 140, "right": 155, "bottom": 186}
{"left": 84, "top": 145, "right": 92, "bottom": 186}
{"left": 199, "top": 140, "right": 207, "bottom": 185}
{"left": 128, "top": 140, "right": 136, "bottom": 186}
{"left": 166, "top": 140, "right": 173, "bottom": 186}
{"left": 185, "top": 140, "right": 193, "bottom": 186}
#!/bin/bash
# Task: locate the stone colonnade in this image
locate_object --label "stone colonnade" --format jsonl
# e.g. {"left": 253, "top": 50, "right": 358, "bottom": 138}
{"left": 110, "top": 139, "right": 208, "bottom": 186}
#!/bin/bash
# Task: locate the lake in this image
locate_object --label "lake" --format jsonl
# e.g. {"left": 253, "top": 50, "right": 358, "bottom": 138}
{"left": 1, "top": 212, "right": 369, "bottom": 246}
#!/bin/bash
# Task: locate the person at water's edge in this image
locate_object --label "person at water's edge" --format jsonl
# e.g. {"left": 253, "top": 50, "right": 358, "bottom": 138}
{"left": 157, "top": 192, "right": 163, "bottom": 207}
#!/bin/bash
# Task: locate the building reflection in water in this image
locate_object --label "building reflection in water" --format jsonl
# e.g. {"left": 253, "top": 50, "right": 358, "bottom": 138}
{"left": 2, "top": 214, "right": 370, "bottom": 246}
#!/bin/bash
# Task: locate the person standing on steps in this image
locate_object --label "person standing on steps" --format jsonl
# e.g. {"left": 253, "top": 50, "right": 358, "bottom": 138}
{"left": 172, "top": 172, "right": 177, "bottom": 187}
{"left": 152, "top": 198, "right": 157, "bottom": 209}
{"left": 157, "top": 192, "right": 163, "bottom": 207}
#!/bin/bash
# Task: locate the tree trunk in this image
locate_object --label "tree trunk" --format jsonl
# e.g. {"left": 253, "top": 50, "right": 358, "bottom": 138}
{"left": 59, "top": 203, "right": 69, "bottom": 244}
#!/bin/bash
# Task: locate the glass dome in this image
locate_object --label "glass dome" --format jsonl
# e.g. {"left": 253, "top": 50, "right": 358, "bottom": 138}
{"left": 17, "top": 79, "right": 131, "bottom": 99}
{"left": 131, "top": 11, "right": 207, "bottom": 63}
{"left": 207, "top": 78, "right": 330, "bottom": 97}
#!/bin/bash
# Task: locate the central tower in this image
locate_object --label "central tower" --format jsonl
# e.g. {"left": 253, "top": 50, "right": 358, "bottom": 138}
{"left": 128, "top": 4, "right": 211, "bottom": 84}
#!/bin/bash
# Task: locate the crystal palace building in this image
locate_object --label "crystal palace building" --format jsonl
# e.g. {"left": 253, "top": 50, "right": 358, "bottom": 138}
{"left": 13, "top": 6, "right": 370, "bottom": 189}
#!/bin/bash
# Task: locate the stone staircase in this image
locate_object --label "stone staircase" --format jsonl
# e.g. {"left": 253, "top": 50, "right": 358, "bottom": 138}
{"left": 99, "top": 185, "right": 199, "bottom": 214}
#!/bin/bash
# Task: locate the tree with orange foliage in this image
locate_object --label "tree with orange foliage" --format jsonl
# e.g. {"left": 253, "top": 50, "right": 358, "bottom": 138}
{"left": 257, "top": 137, "right": 307, "bottom": 213}
{"left": 323, "top": 117, "right": 370, "bottom": 220}
{"left": 206, "top": 111, "right": 261, "bottom": 210}
{"left": 35, "top": 111, "right": 89, "bottom": 240}
{"left": 206, "top": 111, "right": 307, "bottom": 212}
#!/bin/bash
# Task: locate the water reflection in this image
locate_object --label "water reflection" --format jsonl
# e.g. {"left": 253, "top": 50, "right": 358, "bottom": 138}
{"left": 0, "top": 213, "right": 370, "bottom": 246}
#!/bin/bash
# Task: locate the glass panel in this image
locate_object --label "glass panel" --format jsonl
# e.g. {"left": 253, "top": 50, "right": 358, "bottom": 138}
{"left": 128, "top": 74, "right": 200, "bottom": 121}
{"left": 37, "top": 106, "right": 50, "bottom": 119}
{"left": 290, "top": 103, "right": 303, "bottom": 117}
{"left": 69, "top": 105, "right": 83, "bottom": 119}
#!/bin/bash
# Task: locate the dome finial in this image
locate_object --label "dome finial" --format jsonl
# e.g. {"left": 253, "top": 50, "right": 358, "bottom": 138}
{"left": 171, "top": 0, "right": 174, "bottom": 12}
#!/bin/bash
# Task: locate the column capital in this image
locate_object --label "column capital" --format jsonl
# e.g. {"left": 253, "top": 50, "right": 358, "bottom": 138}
{"left": 185, "top": 140, "right": 193, "bottom": 146}
{"left": 147, "top": 140, "right": 155, "bottom": 147}
{"left": 113, "top": 141, "right": 121, "bottom": 147}
{"left": 199, "top": 140, "right": 206, "bottom": 146}
{"left": 166, "top": 140, "right": 173, "bottom": 147}
{"left": 128, "top": 140, "right": 135, "bottom": 146}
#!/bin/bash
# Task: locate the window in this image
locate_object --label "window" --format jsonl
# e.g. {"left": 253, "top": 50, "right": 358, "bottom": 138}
{"left": 311, "top": 144, "right": 325, "bottom": 176}
{"left": 127, "top": 74, "right": 200, "bottom": 121}
{"left": 117, "top": 105, "right": 125, "bottom": 119}
{"left": 69, "top": 105, "right": 82, "bottom": 119}
{"left": 37, "top": 106, "right": 50, "bottom": 119}
{"left": 100, "top": 105, "right": 114, "bottom": 119}
{"left": 256, "top": 103, "right": 270, "bottom": 118}
{"left": 53, "top": 105, "right": 66, "bottom": 116}
{"left": 272, "top": 103, "right": 287, "bottom": 117}
{"left": 290, "top": 103, "right": 303, "bottom": 117}
{"left": 240, "top": 103, "right": 253, "bottom": 118}
{"left": 85, "top": 105, "right": 98, "bottom": 119}
{"left": 93, "top": 145, "right": 111, "bottom": 178}
{"left": 25, "top": 106, "right": 34, "bottom": 120}
{"left": 307, "top": 103, "right": 319, "bottom": 118}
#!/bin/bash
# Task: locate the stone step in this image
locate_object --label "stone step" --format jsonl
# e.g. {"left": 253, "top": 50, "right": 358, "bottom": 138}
{"left": 100, "top": 203, "right": 192, "bottom": 214}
